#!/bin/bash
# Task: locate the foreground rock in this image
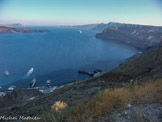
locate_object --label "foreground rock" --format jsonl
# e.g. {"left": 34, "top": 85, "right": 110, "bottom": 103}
{"left": 0, "top": 26, "right": 48, "bottom": 34}
{"left": 96, "top": 23, "right": 162, "bottom": 50}
{"left": 0, "top": 89, "right": 43, "bottom": 109}
{"left": 109, "top": 104, "right": 162, "bottom": 122}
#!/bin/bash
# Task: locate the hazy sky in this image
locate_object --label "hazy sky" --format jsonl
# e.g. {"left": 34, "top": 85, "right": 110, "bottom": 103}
{"left": 0, "top": 0, "right": 162, "bottom": 26}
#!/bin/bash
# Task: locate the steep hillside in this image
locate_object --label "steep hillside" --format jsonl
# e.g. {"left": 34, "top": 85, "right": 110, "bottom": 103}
{"left": 40, "top": 79, "right": 162, "bottom": 122}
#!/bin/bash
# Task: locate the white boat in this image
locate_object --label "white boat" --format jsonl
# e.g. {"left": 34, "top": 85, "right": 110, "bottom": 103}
{"left": 7, "top": 85, "right": 16, "bottom": 94}
{"left": 0, "top": 92, "right": 6, "bottom": 97}
{"left": 46, "top": 80, "right": 51, "bottom": 87}
{"left": 5, "top": 71, "right": 9, "bottom": 76}
{"left": 78, "top": 30, "right": 82, "bottom": 34}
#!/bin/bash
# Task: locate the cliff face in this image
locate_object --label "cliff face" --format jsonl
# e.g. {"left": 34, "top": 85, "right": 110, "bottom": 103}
{"left": 96, "top": 24, "right": 162, "bottom": 50}
{"left": 0, "top": 26, "right": 48, "bottom": 34}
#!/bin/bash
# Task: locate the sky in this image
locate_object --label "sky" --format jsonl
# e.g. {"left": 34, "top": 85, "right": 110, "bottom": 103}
{"left": 0, "top": 0, "right": 162, "bottom": 26}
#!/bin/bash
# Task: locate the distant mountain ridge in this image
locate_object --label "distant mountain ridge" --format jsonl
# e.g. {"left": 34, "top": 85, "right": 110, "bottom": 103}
{"left": 92, "top": 22, "right": 121, "bottom": 31}
{"left": 0, "top": 23, "right": 28, "bottom": 27}
{"left": 71, "top": 24, "right": 99, "bottom": 29}
{"left": 57, "top": 22, "right": 120, "bottom": 30}
{"left": 96, "top": 23, "right": 162, "bottom": 50}
{"left": 57, "top": 24, "right": 99, "bottom": 29}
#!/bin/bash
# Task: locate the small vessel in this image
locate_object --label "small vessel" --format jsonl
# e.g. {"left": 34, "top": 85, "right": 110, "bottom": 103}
{"left": 78, "top": 30, "right": 82, "bottom": 34}
{"left": 78, "top": 70, "right": 94, "bottom": 76}
{"left": 5, "top": 71, "right": 9, "bottom": 76}
{"left": 29, "top": 78, "right": 36, "bottom": 88}
{"left": 7, "top": 85, "right": 16, "bottom": 94}
{"left": 78, "top": 69, "right": 102, "bottom": 76}
{"left": 46, "top": 80, "right": 51, "bottom": 87}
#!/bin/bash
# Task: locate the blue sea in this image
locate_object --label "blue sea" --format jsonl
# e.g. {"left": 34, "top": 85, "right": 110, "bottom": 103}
{"left": 0, "top": 27, "right": 139, "bottom": 88}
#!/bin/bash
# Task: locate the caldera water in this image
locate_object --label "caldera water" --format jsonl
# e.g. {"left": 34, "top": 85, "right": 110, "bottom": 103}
{"left": 0, "top": 27, "right": 139, "bottom": 88}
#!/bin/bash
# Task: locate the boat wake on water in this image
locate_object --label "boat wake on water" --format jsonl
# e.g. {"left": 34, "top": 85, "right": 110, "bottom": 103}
{"left": 25, "top": 68, "right": 34, "bottom": 78}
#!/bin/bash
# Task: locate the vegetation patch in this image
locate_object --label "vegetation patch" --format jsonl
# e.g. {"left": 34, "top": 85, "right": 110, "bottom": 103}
{"left": 38, "top": 79, "right": 162, "bottom": 122}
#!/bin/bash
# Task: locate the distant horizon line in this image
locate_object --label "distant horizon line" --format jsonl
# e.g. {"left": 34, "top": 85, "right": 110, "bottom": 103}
{"left": 1, "top": 21, "right": 162, "bottom": 27}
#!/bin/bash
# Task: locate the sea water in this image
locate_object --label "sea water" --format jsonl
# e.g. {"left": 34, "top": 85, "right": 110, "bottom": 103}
{"left": 0, "top": 27, "right": 139, "bottom": 88}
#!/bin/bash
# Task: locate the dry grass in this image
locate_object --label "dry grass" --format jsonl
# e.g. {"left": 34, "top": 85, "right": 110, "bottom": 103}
{"left": 39, "top": 79, "right": 162, "bottom": 122}
{"left": 51, "top": 101, "right": 68, "bottom": 111}
{"left": 133, "top": 79, "right": 162, "bottom": 104}
{"left": 84, "top": 88, "right": 132, "bottom": 117}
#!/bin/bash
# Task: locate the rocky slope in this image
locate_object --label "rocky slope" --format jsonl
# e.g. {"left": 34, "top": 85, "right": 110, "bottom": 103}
{"left": 109, "top": 104, "right": 162, "bottom": 122}
{"left": 0, "top": 26, "right": 48, "bottom": 34}
{"left": 96, "top": 24, "right": 162, "bottom": 50}
{"left": 0, "top": 89, "right": 43, "bottom": 109}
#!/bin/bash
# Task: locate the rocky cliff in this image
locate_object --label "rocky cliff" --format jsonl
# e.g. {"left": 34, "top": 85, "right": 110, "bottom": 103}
{"left": 96, "top": 24, "right": 162, "bottom": 50}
